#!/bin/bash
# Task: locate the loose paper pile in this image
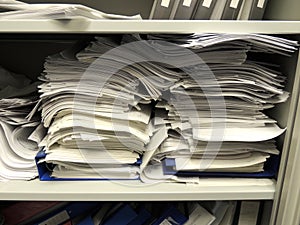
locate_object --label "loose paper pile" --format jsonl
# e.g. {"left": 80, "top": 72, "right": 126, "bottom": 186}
{"left": 0, "top": 66, "right": 42, "bottom": 180}
{"left": 0, "top": 0, "right": 141, "bottom": 19}
{"left": 37, "top": 33, "right": 298, "bottom": 181}
{"left": 39, "top": 41, "right": 151, "bottom": 179}
{"left": 142, "top": 33, "right": 297, "bottom": 181}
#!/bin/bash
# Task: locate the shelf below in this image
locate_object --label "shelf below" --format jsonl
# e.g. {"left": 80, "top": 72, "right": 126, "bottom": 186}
{"left": 0, "top": 178, "right": 276, "bottom": 201}
{"left": 0, "top": 20, "right": 300, "bottom": 34}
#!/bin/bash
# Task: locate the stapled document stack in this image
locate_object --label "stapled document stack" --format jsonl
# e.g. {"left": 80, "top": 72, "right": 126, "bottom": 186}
{"left": 0, "top": 66, "right": 42, "bottom": 180}
{"left": 37, "top": 33, "right": 298, "bottom": 182}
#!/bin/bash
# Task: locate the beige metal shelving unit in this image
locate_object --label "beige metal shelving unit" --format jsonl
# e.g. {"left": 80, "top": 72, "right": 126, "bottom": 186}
{"left": 0, "top": 18, "right": 299, "bottom": 225}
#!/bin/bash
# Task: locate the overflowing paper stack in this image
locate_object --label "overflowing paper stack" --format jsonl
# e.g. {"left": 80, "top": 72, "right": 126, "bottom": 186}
{"left": 0, "top": 0, "right": 141, "bottom": 19}
{"left": 0, "top": 66, "right": 42, "bottom": 180}
{"left": 142, "top": 33, "right": 298, "bottom": 180}
{"left": 38, "top": 39, "right": 153, "bottom": 179}
{"left": 37, "top": 33, "right": 298, "bottom": 181}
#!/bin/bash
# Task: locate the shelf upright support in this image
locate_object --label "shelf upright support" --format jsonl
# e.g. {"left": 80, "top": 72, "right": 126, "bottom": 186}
{"left": 271, "top": 51, "right": 300, "bottom": 225}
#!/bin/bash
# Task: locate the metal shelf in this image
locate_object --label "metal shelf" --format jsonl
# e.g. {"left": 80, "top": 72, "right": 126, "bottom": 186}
{"left": 0, "top": 20, "right": 300, "bottom": 34}
{"left": 0, "top": 178, "right": 276, "bottom": 201}
{"left": 0, "top": 19, "right": 295, "bottom": 204}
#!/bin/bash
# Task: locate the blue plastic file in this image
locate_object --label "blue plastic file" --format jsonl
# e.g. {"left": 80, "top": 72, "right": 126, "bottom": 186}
{"left": 162, "top": 155, "right": 280, "bottom": 178}
{"left": 101, "top": 204, "right": 137, "bottom": 225}
{"left": 35, "top": 150, "right": 141, "bottom": 181}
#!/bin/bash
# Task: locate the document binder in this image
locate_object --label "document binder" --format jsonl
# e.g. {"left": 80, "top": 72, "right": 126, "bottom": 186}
{"left": 221, "top": 0, "right": 243, "bottom": 19}
{"left": 149, "top": 0, "right": 179, "bottom": 19}
{"left": 237, "top": 201, "right": 261, "bottom": 225}
{"left": 249, "top": 0, "right": 268, "bottom": 20}
{"left": 2, "top": 202, "right": 66, "bottom": 225}
{"left": 210, "top": 0, "right": 228, "bottom": 19}
{"left": 127, "top": 207, "right": 152, "bottom": 225}
{"left": 236, "top": 0, "right": 268, "bottom": 20}
{"left": 36, "top": 202, "right": 100, "bottom": 225}
{"left": 192, "top": 0, "right": 218, "bottom": 20}
{"left": 35, "top": 150, "right": 141, "bottom": 181}
{"left": 2, "top": 201, "right": 99, "bottom": 225}
{"left": 76, "top": 216, "right": 94, "bottom": 225}
{"left": 238, "top": 0, "right": 254, "bottom": 20}
{"left": 170, "top": 0, "right": 198, "bottom": 20}
{"left": 162, "top": 155, "right": 280, "bottom": 178}
{"left": 152, "top": 205, "right": 188, "bottom": 225}
{"left": 102, "top": 204, "right": 138, "bottom": 225}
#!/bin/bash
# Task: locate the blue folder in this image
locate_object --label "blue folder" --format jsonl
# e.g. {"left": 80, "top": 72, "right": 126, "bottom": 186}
{"left": 35, "top": 150, "right": 142, "bottom": 181}
{"left": 162, "top": 155, "right": 280, "bottom": 178}
{"left": 127, "top": 207, "right": 152, "bottom": 225}
{"left": 76, "top": 215, "right": 94, "bottom": 225}
{"left": 101, "top": 204, "right": 137, "bottom": 225}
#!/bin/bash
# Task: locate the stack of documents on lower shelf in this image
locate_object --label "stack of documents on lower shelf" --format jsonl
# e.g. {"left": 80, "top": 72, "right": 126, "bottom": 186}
{"left": 68, "top": 201, "right": 236, "bottom": 225}
{"left": 0, "top": 0, "right": 141, "bottom": 19}
{"left": 1, "top": 201, "right": 241, "bottom": 225}
{"left": 36, "top": 33, "right": 298, "bottom": 181}
{"left": 0, "top": 66, "right": 42, "bottom": 180}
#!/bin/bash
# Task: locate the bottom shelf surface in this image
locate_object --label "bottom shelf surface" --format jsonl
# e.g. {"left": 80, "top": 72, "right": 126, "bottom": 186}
{"left": 0, "top": 178, "right": 276, "bottom": 201}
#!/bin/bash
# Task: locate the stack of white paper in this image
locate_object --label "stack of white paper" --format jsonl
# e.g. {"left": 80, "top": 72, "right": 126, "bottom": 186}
{"left": 0, "top": 0, "right": 141, "bottom": 19}
{"left": 0, "top": 66, "right": 42, "bottom": 180}
{"left": 143, "top": 33, "right": 297, "bottom": 175}
{"left": 38, "top": 37, "right": 156, "bottom": 179}
{"left": 37, "top": 33, "right": 298, "bottom": 180}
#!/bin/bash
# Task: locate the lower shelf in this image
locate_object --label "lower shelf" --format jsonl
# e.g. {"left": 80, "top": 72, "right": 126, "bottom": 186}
{"left": 0, "top": 178, "right": 276, "bottom": 201}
